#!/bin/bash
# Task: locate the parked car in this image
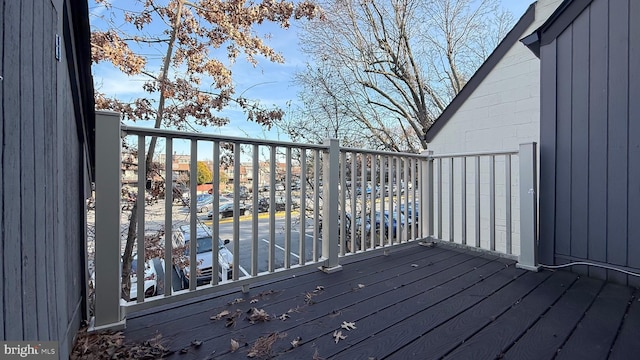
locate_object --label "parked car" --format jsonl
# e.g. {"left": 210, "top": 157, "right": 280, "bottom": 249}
{"left": 129, "top": 254, "right": 159, "bottom": 300}
{"left": 173, "top": 226, "right": 233, "bottom": 287}
{"left": 371, "top": 210, "right": 409, "bottom": 241}
{"left": 207, "top": 201, "right": 247, "bottom": 219}
{"left": 399, "top": 201, "right": 420, "bottom": 222}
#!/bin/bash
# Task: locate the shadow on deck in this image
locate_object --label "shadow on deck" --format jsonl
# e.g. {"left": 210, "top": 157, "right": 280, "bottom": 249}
{"left": 124, "top": 245, "right": 639, "bottom": 359}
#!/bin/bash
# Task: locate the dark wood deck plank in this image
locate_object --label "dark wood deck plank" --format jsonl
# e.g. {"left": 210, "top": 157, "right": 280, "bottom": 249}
{"left": 503, "top": 276, "right": 604, "bottom": 360}
{"left": 167, "top": 248, "right": 469, "bottom": 359}
{"left": 386, "top": 269, "right": 555, "bottom": 360}
{"left": 126, "top": 245, "right": 448, "bottom": 338}
{"left": 120, "top": 246, "right": 640, "bottom": 360}
{"left": 331, "top": 264, "right": 527, "bottom": 359}
{"left": 238, "top": 254, "right": 507, "bottom": 360}
{"left": 125, "top": 246, "right": 458, "bottom": 354}
{"left": 603, "top": 288, "right": 640, "bottom": 360}
{"left": 440, "top": 270, "right": 579, "bottom": 360}
{"left": 555, "top": 282, "right": 633, "bottom": 360}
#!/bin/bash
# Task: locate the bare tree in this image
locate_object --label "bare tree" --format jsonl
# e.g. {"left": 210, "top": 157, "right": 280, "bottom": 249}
{"left": 284, "top": 0, "right": 513, "bottom": 152}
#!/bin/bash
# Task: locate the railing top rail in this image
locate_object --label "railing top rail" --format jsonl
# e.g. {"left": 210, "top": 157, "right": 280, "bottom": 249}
{"left": 429, "top": 149, "right": 518, "bottom": 159}
{"left": 122, "top": 125, "right": 329, "bottom": 150}
{"left": 339, "top": 146, "right": 425, "bottom": 159}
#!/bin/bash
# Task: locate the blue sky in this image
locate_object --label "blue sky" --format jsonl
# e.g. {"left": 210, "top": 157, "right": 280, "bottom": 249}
{"left": 91, "top": 0, "right": 536, "bottom": 149}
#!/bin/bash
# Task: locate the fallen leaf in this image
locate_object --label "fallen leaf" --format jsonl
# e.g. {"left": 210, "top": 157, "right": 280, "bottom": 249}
{"left": 411, "top": 264, "right": 419, "bottom": 267}
{"left": 341, "top": 321, "right": 357, "bottom": 331}
{"left": 247, "top": 307, "right": 271, "bottom": 323}
{"left": 210, "top": 310, "right": 230, "bottom": 320}
{"left": 290, "top": 336, "right": 302, "bottom": 348}
{"left": 357, "top": 284, "right": 365, "bottom": 289}
{"left": 228, "top": 298, "right": 245, "bottom": 305}
{"left": 191, "top": 340, "right": 202, "bottom": 347}
{"left": 180, "top": 347, "right": 189, "bottom": 354}
{"left": 250, "top": 299, "right": 259, "bottom": 304}
{"left": 279, "top": 313, "right": 290, "bottom": 321}
{"left": 315, "top": 285, "right": 325, "bottom": 292}
{"left": 333, "top": 330, "right": 347, "bottom": 344}
{"left": 230, "top": 339, "right": 240, "bottom": 352}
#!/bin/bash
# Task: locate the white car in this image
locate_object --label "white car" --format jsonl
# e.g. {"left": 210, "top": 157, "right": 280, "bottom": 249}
{"left": 173, "top": 225, "right": 234, "bottom": 287}
{"left": 129, "top": 255, "right": 159, "bottom": 300}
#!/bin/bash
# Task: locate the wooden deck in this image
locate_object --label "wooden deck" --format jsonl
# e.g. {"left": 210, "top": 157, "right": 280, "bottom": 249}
{"left": 124, "top": 244, "right": 640, "bottom": 359}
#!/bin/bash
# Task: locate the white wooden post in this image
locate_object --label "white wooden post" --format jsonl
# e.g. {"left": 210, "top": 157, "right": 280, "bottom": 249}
{"left": 320, "top": 139, "right": 342, "bottom": 273}
{"left": 517, "top": 142, "right": 540, "bottom": 271}
{"left": 420, "top": 150, "right": 434, "bottom": 239}
{"left": 92, "top": 111, "right": 125, "bottom": 330}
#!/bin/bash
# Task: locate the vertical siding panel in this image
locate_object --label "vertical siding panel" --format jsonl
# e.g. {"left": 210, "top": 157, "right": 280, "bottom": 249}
{"left": 0, "top": 0, "right": 5, "bottom": 341}
{"left": 46, "top": 3, "right": 59, "bottom": 339}
{"left": 606, "top": 0, "right": 629, "bottom": 284}
{"left": 20, "top": 0, "right": 38, "bottom": 340}
{"left": 628, "top": 0, "right": 640, "bottom": 278}
{"left": 3, "top": 0, "right": 24, "bottom": 339}
{"left": 33, "top": 0, "right": 50, "bottom": 340}
{"left": 587, "top": 0, "right": 609, "bottom": 279}
{"left": 539, "top": 41, "right": 558, "bottom": 265}
{"left": 570, "top": 9, "right": 590, "bottom": 260}
{"left": 555, "top": 28, "right": 573, "bottom": 258}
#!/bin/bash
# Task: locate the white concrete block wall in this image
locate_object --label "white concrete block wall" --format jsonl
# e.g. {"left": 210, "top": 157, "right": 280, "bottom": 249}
{"left": 427, "top": 0, "right": 561, "bottom": 256}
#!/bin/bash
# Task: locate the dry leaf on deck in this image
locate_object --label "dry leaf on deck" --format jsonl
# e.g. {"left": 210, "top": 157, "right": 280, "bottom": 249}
{"left": 230, "top": 339, "right": 240, "bottom": 352}
{"left": 341, "top": 321, "right": 357, "bottom": 331}
{"left": 210, "top": 310, "right": 230, "bottom": 320}
{"left": 333, "top": 330, "right": 347, "bottom": 344}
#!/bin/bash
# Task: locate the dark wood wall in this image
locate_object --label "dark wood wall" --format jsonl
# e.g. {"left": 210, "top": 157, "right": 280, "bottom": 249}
{"left": 1, "top": 0, "right": 92, "bottom": 357}
{"left": 539, "top": 0, "right": 640, "bottom": 286}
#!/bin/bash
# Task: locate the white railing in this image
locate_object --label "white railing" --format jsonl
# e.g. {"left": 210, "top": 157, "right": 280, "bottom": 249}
{"left": 91, "top": 111, "right": 537, "bottom": 330}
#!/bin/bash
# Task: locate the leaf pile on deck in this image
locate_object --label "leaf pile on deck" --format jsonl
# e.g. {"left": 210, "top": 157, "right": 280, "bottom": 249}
{"left": 247, "top": 332, "right": 287, "bottom": 358}
{"left": 70, "top": 327, "right": 171, "bottom": 359}
{"left": 247, "top": 307, "right": 271, "bottom": 323}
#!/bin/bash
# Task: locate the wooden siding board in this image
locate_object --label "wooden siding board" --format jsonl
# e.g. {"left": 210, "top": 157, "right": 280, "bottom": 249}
{"left": 554, "top": 28, "right": 573, "bottom": 257}
{"left": 0, "top": 0, "right": 5, "bottom": 341}
{"left": 627, "top": 0, "right": 640, "bottom": 271}
{"left": 435, "top": 271, "right": 579, "bottom": 360}
{"left": 20, "top": 0, "right": 38, "bottom": 340}
{"left": 32, "top": 0, "right": 50, "bottom": 340}
{"left": 570, "top": 8, "right": 590, "bottom": 260}
{"left": 386, "top": 271, "right": 555, "bottom": 359}
{"left": 609, "top": 289, "right": 640, "bottom": 359}
{"left": 606, "top": 0, "right": 629, "bottom": 281}
{"left": 44, "top": 3, "right": 58, "bottom": 338}
{"left": 503, "top": 277, "right": 604, "bottom": 360}
{"left": 333, "top": 267, "right": 527, "bottom": 359}
{"left": 555, "top": 283, "right": 634, "bottom": 360}
{"left": 587, "top": 0, "right": 609, "bottom": 269}
{"left": 3, "top": 0, "right": 24, "bottom": 339}
{"left": 539, "top": 41, "right": 558, "bottom": 265}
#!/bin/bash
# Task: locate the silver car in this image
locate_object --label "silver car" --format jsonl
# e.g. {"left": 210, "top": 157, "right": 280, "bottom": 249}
{"left": 173, "top": 226, "right": 233, "bottom": 287}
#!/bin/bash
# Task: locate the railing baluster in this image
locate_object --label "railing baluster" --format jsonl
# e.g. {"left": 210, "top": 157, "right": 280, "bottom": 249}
{"left": 449, "top": 157, "right": 454, "bottom": 243}
{"left": 164, "top": 138, "right": 173, "bottom": 296}
{"left": 395, "top": 157, "right": 401, "bottom": 244}
{"left": 233, "top": 142, "right": 241, "bottom": 279}
{"left": 437, "top": 158, "right": 443, "bottom": 240}
{"left": 475, "top": 156, "right": 481, "bottom": 248}
{"left": 136, "top": 135, "right": 146, "bottom": 302}
{"left": 284, "top": 147, "right": 292, "bottom": 269}
{"left": 370, "top": 154, "right": 377, "bottom": 249}
{"left": 188, "top": 140, "right": 198, "bottom": 291}
{"left": 313, "top": 150, "right": 320, "bottom": 262}
{"left": 490, "top": 155, "right": 496, "bottom": 251}
{"left": 269, "top": 146, "right": 277, "bottom": 272}
{"left": 380, "top": 156, "right": 386, "bottom": 247}
{"left": 339, "top": 151, "right": 347, "bottom": 256}
{"left": 360, "top": 154, "right": 367, "bottom": 251}
{"left": 251, "top": 144, "right": 259, "bottom": 275}
{"left": 410, "top": 158, "right": 416, "bottom": 240}
{"left": 350, "top": 152, "right": 357, "bottom": 253}
{"left": 387, "top": 156, "right": 393, "bottom": 243}
{"left": 299, "top": 149, "right": 307, "bottom": 265}
{"left": 403, "top": 157, "right": 409, "bottom": 242}
{"left": 211, "top": 141, "right": 220, "bottom": 285}
{"left": 461, "top": 157, "right": 467, "bottom": 245}
{"left": 506, "top": 154, "right": 512, "bottom": 255}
